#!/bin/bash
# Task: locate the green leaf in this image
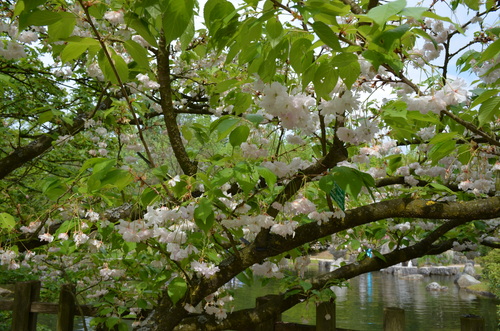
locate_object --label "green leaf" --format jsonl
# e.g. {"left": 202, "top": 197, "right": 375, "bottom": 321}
{"left": 79, "top": 157, "right": 110, "bottom": 174}
{"left": 24, "top": 10, "right": 61, "bottom": 27}
{"left": 372, "top": 249, "right": 387, "bottom": 261}
{"left": 300, "top": 281, "right": 312, "bottom": 291}
{"left": 211, "top": 168, "right": 234, "bottom": 187}
{"left": 180, "top": 15, "right": 195, "bottom": 51}
{"left": 266, "top": 17, "right": 283, "bottom": 39}
{"left": 362, "top": 49, "right": 402, "bottom": 72}
{"left": 473, "top": 220, "right": 486, "bottom": 230}
{"left": 141, "top": 187, "right": 160, "bottom": 206}
{"left": 41, "top": 177, "right": 67, "bottom": 200}
{"left": 168, "top": 277, "right": 187, "bottom": 305}
{"left": 412, "top": 28, "right": 438, "bottom": 50}
{"left": 319, "top": 174, "right": 335, "bottom": 193}
{"left": 38, "top": 110, "right": 53, "bottom": 124}
{"left": 194, "top": 197, "right": 215, "bottom": 233}
{"left": 351, "top": 239, "right": 361, "bottom": 250}
{"left": 428, "top": 140, "right": 456, "bottom": 164}
{"left": 112, "top": 53, "right": 129, "bottom": 83}
{"left": 210, "top": 116, "right": 241, "bottom": 140}
{"left": 290, "top": 38, "right": 313, "bottom": 74}
{"left": 312, "top": 21, "right": 341, "bottom": 51}
{"left": 401, "top": 7, "right": 427, "bottom": 19}
{"left": 470, "top": 89, "right": 500, "bottom": 109}
{"left": 245, "top": 114, "right": 264, "bottom": 125}
{"left": 13, "top": 0, "right": 26, "bottom": 18}
{"left": 229, "top": 125, "right": 250, "bottom": 147}
{"left": 429, "top": 132, "right": 458, "bottom": 144}
{"left": 480, "top": 39, "right": 500, "bottom": 62}
{"left": 124, "top": 13, "right": 158, "bottom": 47}
{"left": 234, "top": 162, "right": 256, "bottom": 194}
{"left": 367, "top": 0, "right": 406, "bottom": 26}
{"left": 329, "top": 166, "right": 375, "bottom": 201}
{"left": 257, "top": 166, "right": 277, "bottom": 189}
{"left": 478, "top": 96, "right": 500, "bottom": 127}
{"left": 124, "top": 40, "right": 150, "bottom": 69}
{"left": 314, "top": 59, "right": 338, "bottom": 99}
{"left": 464, "top": 0, "right": 479, "bottom": 10}
{"left": 100, "top": 169, "right": 134, "bottom": 190}
{"left": 162, "top": 0, "right": 195, "bottom": 44}
{"left": 0, "top": 213, "right": 16, "bottom": 230}
{"left": 332, "top": 52, "right": 360, "bottom": 88}
{"left": 48, "top": 12, "right": 75, "bottom": 41}
{"left": 214, "top": 79, "right": 239, "bottom": 93}
{"left": 236, "top": 269, "right": 254, "bottom": 286}
{"left": 373, "top": 24, "right": 410, "bottom": 51}
{"left": 422, "top": 12, "right": 461, "bottom": 32}
{"left": 61, "top": 39, "right": 95, "bottom": 63}
{"left": 91, "top": 159, "right": 116, "bottom": 179}
{"left": 429, "top": 183, "right": 457, "bottom": 195}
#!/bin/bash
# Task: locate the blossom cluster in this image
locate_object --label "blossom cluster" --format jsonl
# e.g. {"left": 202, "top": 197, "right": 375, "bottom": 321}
{"left": 258, "top": 82, "right": 318, "bottom": 134}
{"left": 261, "top": 157, "right": 313, "bottom": 178}
{"left": 403, "top": 78, "right": 468, "bottom": 114}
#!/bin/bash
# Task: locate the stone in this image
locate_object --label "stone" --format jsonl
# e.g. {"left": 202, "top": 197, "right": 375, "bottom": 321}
{"left": 426, "top": 282, "right": 448, "bottom": 291}
{"left": 463, "top": 262, "right": 476, "bottom": 277}
{"left": 395, "top": 266, "right": 419, "bottom": 276}
{"left": 401, "top": 274, "right": 424, "bottom": 280}
{"left": 456, "top": 274, "right": 481, "bottom": 288}
{"left": 429, "top": 266, "right": 459, "bottom": 276}
{"left": 418, "top": 267, "right": 431, "bottom": 276}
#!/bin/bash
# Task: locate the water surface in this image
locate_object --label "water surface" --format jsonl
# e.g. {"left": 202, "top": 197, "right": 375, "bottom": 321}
{"left": 230, "top": 271, "right": 498, "bottom": 330}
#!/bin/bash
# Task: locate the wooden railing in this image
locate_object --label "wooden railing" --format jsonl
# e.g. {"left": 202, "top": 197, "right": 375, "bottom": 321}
{"left": 0, "top": 280, "right": 96, "bottom": 331}
{"left": 0, "top": 281, "right": 489, "bottom": 331}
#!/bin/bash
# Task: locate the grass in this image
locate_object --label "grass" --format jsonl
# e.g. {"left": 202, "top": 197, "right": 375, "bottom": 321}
{"left": 467, "top": 282, "right": 491, "bottom": 293}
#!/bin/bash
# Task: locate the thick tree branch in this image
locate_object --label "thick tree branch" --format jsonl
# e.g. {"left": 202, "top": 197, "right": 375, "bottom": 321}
{"left": 0, "top": 89, "right": 112, "bottom": 180}
{"left": 164, "top": 195, "right": 500, "bottom": 331}
{"left": 157, "top": 32, "right": 198, "bottom": 176}
{"left": 175, "top": 218, "right": 465, "bottom": 330}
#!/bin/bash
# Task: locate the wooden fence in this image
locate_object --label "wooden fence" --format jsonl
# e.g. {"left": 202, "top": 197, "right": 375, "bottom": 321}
{"left": 0, "top": 280, "right": 96, "bottom": 331}
{"left": 0, "top": 281, "right": 489, "bottom": 331}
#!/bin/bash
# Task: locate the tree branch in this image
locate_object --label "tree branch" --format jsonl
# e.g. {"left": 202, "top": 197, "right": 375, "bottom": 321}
{"left": 157, "top": 32, "right": 198, "bottom": 176}
{"left": 441, "top": 109, "right": 500, "bottom": 147}
{"left": 0, "top": 88, "right": 112, "bottom": 180}
{"left": 175, "top": 218, "right": 466, "bottom": 330}
{"left": 168, "top": 195, "right": 500, "bottom": 331}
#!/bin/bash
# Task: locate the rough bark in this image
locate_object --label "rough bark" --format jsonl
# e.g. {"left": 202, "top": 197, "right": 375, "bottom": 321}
{"left": 157, "top": 32, "right": 197, "bottom": 177}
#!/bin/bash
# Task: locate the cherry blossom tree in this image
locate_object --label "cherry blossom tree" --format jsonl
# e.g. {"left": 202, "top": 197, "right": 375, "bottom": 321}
{"left": 0, "top": 0, "right": 499, "bottom": 330}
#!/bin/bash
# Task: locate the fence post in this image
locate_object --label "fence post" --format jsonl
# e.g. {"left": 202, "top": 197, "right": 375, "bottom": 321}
{"left": 11, "top": 280, "right": 40, "bottom": 331}
{"left": 57, "top": 283, "right": 76, "bottom": 331}
{"left": 255, "top": 294, "right": 282, "bottom": 331}
{"left": 383, "top": 307, "right": 405, "bottom": 331}
{"left": 460, "top": 314, "right": 485, "bottom": 331}
{"left": 316, "top": 300, "right": 335, "bottom": 331}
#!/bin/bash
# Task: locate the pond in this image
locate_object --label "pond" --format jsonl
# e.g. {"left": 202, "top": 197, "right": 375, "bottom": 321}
{"left": 230, "top": 269, "right": 498, "bottom": 331}
{"left": 37, "top": 266, "right": 498, "bottom": 330}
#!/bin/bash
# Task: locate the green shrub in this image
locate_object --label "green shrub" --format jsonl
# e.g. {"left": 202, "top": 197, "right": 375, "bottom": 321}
{"left": 478, "top": 249, "right": 500, "bottom": 298}
{"left": 477, "top": 249, "right": 500, "bottom": 327}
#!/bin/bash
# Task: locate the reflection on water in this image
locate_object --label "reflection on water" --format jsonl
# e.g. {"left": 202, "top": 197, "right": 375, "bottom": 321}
{"left": 230, "top": 271, "right": 498, "bottom": 331}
